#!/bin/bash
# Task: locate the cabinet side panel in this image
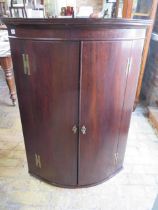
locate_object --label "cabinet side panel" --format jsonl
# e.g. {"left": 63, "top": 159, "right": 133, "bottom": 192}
{"left": 116, "top": 39, "right": 145, "bottom": 170}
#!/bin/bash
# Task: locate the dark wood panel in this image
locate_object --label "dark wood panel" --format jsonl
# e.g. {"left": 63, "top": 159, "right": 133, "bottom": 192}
{"left": 70, "top": 28, "right": 145, "bottom": 40}
{"left": 9, "top": 28, "right": 146, "bottom": 41}
{"left": 10, "top": 39, "right": 80, "bottom": 186}
{"left": 10, "top": 39, "right": 38, "bottom": 175}
{"left": 116, "top": 40, "right": 144, "bottom": 170}
{"left": 2, "top": 17, "right": 152, "bottom": 28}
{"left": 6, "top": 18, "right": 149, "bottom": 188}
{"left": 79, "top": 41, "right": 132, "bottom": 186}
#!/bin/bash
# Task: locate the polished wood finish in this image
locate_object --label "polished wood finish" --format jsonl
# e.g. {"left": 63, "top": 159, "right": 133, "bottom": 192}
{"left": 1, "top": 17, "right": 151, "bottom": 27}
{"left": 79, "top": 41, "right": 132, "bottom": 186}
{"left": 2, "top": 18, "right": 150, "bottom": 188}
{"left": 115, "top": 0, "right": 120, "bottom": 17}
{"left": 0, "top": 56, "right": 16, "bottom": 105}
{"left": 116, "top": 40, "right": 144, "bottom": 170}
{"left": 122, "top": 0, "right": 134, "bottom": 18}
{"left": 10, "top": 39, "right": 79, "bottom": 186}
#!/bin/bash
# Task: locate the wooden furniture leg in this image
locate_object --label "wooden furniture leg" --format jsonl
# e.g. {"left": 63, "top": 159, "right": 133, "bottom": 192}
{"left": 0, "top": 56, "right": 16, "bottom": 105}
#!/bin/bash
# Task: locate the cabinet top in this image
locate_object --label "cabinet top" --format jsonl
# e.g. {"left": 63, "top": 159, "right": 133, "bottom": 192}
{"left": 1, "top": 18, "right": 152, "bottom": 29}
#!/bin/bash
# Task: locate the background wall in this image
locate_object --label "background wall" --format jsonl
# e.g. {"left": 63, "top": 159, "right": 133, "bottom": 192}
{"left": 77, "top": 0, "right": 103, "bottom": 12}
{"left": 6, "top": 0, "right": 104, "bottom": 15}
{"left": 57, "top": 0, "right": 103, "bottom": 13}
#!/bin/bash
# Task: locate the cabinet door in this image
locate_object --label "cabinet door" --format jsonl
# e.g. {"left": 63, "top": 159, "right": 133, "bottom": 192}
{"left": 79, "top": 41, "right": 132, "bottom": 186}
{"left": 10, "top": 39, "right": 79, "bottom": 186}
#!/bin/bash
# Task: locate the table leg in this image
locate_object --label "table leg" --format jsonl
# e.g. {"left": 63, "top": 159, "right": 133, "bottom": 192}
{"left": 0, "top": 56, "right": 16, "bottom": 106}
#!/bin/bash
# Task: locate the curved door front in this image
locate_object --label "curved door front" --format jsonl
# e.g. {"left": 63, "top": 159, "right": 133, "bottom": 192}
{"left": 10, "top": 39, "right": 80, "bottom": 187}
{"left": 79, "top": 40, "right": 132, "bottom": 186}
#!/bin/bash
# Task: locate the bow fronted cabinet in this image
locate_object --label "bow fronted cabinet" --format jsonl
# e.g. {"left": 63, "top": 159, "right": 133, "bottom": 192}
{"left": 2, "top": 18, "right": 151, "bottom": 188}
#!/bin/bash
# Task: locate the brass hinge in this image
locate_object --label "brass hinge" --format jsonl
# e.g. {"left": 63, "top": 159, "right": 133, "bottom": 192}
{"left": 114, "top": 153, "right": 118, "bottom": 166}
{"left": 126, "top": 57, "right": 132, "bottom": 76}
{"left": 22, "top": 53, "right": 31, "bottom": 76}
{"left": 35, "top": 153, "right": 41, "bottom": 168}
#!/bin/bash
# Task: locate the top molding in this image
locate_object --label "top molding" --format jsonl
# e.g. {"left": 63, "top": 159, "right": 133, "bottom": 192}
{"left": 1, "top": 18, "right": 152, "bottom": 29}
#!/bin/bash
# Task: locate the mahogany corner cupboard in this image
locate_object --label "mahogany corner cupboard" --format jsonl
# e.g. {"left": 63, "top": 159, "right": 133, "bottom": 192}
{"left": 2, "top": 18, "right": 151, "bottom": 188}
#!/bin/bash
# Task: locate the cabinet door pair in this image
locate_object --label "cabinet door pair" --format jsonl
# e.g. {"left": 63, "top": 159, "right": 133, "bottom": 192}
{"left": 10, "top": 39, "right": 134, "bottom": 187}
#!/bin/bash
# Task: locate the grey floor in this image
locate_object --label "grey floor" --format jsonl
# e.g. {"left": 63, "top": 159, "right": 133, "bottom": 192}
{"left": 0, "top": 69, "right": 158, "bottom": 210}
